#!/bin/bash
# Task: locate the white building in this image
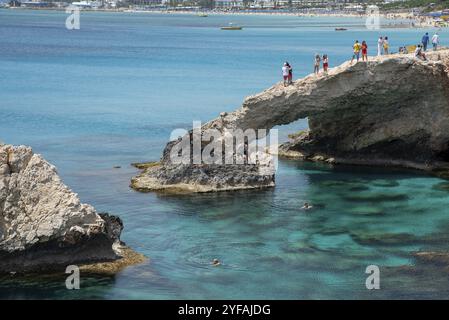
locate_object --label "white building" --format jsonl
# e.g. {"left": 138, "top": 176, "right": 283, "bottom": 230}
{"left": 214, "top": 0, "right": 243, "bottom": 8}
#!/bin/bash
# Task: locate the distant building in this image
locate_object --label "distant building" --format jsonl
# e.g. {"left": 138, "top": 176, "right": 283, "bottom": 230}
{"left": 8, "top": 0, "right": 21, "bottom": 6}
{"left": 214, "top": 0, "right": 243, "bottom": 8}
{"left": 71, "top": 0, "right": 93, "bottom": 7}
{"left": 21, "top": 1, "right": 52, "bottom": 7}
{"left": 128, "top": 0, "right": 165, "bottom": 5}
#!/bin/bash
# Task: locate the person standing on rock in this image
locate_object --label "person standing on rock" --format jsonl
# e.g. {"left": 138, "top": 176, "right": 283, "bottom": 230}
{"left": 322, "top": 54, "right": 329, "bottom": 73}
{"left": 350, "top": 40, "right": 362, "bottom": 64}
{"left": 314, "top": 54, "right": 321, "bottom": 75}
{"left": 282, "top": 62, "right": 291, "bottom": 87}
{"left": 432, "top": 32, "right": 440, "bottom": 51}
{"left": 361, "top": 41, "right": 368, "bottom": 61}
{"left": 377, "top": 36, "right": 384, "bottom": 56}
{"left": 383, "top": 36, "right": 389, "bottom": 55}
{"left": 421, "top": 32, "right": 430, "bottom": 51}
{"left": 288, "top": 62, "right": 293, "bottom": 85}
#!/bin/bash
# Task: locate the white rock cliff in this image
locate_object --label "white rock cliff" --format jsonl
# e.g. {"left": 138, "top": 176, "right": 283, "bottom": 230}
{"left": 0, "top": 143, "right": 137, "bottom": 274}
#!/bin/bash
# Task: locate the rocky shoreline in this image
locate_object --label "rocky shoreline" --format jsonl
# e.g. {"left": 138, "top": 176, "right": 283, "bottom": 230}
{"left": 132, "top": 49, "right": 449, "bottom": 193}
{"left": 0, "top": 143, "right": 145, "bottom": 275}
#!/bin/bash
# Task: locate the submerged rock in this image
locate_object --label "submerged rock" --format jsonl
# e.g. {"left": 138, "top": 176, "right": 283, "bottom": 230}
{"left": 133, "top": 50, "right": 449, "bottom": 193}
{"left": 432, "top": 182, "right": 449, "bottom": 192}
{"left": 350, "top": 232, "right": 419, "bottom": 246}
{"left": 413, "top": 251, "right": 449, "bottom": 267}
{"left": 0, "top": 143, "right": 144, "bottom": 274}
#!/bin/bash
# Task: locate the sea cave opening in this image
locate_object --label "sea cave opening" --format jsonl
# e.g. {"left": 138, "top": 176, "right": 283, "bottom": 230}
{"left": 272, "top": 117, "right": 309, "bottom": 145}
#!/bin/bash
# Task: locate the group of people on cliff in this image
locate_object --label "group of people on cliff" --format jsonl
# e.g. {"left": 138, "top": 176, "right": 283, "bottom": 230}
{"left": 350, "top": 40, "right": 369, "bottom": 64}
{"left": 350, "top": 36, "right": 386, "bottom": 64}
{"left": 376, "top": 36, "right": 390, "bottom": 56}
{"left": 312, "top": 54, "right": 329, "bottom": 76}
{"left": 414, "top": 32, "right": 440, "bottom": 61}
{"left": 282, "top": 54, "right": 329, "bottom": 86}
{"left": 281, "top": 31, "right": 442, "bottom": 86}
{"left": 420, "top": 32, "right": 440, "bottom": 51}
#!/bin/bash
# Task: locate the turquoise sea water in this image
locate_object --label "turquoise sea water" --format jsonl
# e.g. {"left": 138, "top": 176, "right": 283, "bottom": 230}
{"left": 2, "top": 9, "right": 449, "bottom": 299}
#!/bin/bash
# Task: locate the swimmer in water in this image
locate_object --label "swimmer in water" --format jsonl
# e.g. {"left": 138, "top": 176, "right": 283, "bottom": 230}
{"left": 301, "top": 202, "right": 313, "bottom": 210}
{"left": 212, "top": 259, "right": 221, "bottom": 266}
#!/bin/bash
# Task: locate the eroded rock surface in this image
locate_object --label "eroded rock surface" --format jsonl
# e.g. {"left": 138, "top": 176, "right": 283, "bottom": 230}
{"left": 0, "top": 143, "right": 143, "bottom": 274}
{"left": 133, "top": 50, "right": 449, "bottom": 193}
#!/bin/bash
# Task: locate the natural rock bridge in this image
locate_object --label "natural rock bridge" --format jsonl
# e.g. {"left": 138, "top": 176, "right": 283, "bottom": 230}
{"left": 132, "top": 49, "right": 449, "bottom": 193}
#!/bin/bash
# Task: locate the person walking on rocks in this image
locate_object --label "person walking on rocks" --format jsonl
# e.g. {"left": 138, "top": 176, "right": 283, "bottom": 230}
{"left": 422, "top": 32, "right": 430, "bottom": 51}
{"left": 432, "top": 32, "right": 440, "bottom": 51}
{"left": 314, "top": 54, "right": 321, "bottom": 75}
{"left": 377, "top": 36, "right": 383, "bottom": 56}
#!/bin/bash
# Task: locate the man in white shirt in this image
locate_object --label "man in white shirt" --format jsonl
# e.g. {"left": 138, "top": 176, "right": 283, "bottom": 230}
{"left": 282, "top": 62, "right": 290, "bottom": 87}
{"left": 377, "top": 36, "right": 383, "bottom": 56}
{"left": 432, "top": 33, "right": 440, "bottom": 51}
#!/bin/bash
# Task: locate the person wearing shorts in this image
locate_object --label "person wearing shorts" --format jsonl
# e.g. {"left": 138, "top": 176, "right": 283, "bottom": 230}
{"left": 361, "top": 41, "right": 368, "bottom": 61}
{"left": 282, "top": 62, "right": 290, "bottom": 87}
{"left": 322, "top": 54, "right": 329, "bottom": 73}
{"left": 314, "top": 54, "right": 321, "bottom": 74}
{"left": 351, "top": 40, "right": 362, "bottom": 64}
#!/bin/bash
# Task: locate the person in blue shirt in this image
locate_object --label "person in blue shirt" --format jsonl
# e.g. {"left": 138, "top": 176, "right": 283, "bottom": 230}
{"left": 422, "top": 32, "right": 430, "bottom": 51}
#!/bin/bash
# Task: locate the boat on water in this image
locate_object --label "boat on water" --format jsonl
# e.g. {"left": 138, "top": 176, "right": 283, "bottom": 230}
{"left": 221, "top": 23, "right": 243, "bottom": 30}
{"left": 197, "top": 13, "right": 208, "bottom": 17}
{"left": 335, "top": 28, "right": 347, "bottom": 31}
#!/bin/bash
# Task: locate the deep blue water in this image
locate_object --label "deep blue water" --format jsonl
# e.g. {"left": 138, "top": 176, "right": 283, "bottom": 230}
{"left": 1, "top": 9, "right": 449, "bottom": 299}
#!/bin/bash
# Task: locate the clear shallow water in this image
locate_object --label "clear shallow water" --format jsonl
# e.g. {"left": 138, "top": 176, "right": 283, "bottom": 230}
{"left": 1, "top": 9, "right": 449, "bottom": 299}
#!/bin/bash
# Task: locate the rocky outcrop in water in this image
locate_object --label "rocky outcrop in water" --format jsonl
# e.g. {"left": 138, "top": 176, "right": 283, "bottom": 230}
{"left": 131, "top": 139, "right": 275, "bottom": 193}
{"left": 0, "top": 143, "right": 144, "bottom": 274}
{"left": 133, "top": 50, "right": 449, "bottom": 193}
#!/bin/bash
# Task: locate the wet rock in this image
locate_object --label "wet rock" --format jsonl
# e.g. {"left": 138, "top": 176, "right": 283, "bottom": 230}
{"left": 132, "top": 163, "right": 275, "bottom": 193}
{"left": 413, "top": 251, "right": 449, "bottom": 267}
{"left": 131, "top": 161, "right": 160, "bottom": 170}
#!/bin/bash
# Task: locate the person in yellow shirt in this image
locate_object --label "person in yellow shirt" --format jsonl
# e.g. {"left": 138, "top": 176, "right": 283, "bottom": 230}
{"left": 351, "top": 40, "right": 362, "bottom": 64}
{"left": 383, "top": 36, "right": 389, "bottom": 54}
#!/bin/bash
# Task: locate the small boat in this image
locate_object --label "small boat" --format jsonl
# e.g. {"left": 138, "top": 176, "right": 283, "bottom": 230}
{"left": 197, "top": 13, "right": 208, "bottom": 17}
{"left": 335, "top": 28, "right": 347, "bottom": 31}
{"left": 221, "top": 23, "right": 242, "bottom": 30}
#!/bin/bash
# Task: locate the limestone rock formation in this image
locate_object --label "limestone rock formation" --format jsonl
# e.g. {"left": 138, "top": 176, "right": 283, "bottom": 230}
{"left": 133, "top": 50, "right": 449, "bottom": 193}
{"left": 0, "top": 143, "right": 143, "bottom": 274}
{"left": 131, "top": 139, "right": 275, "bottom": 193}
